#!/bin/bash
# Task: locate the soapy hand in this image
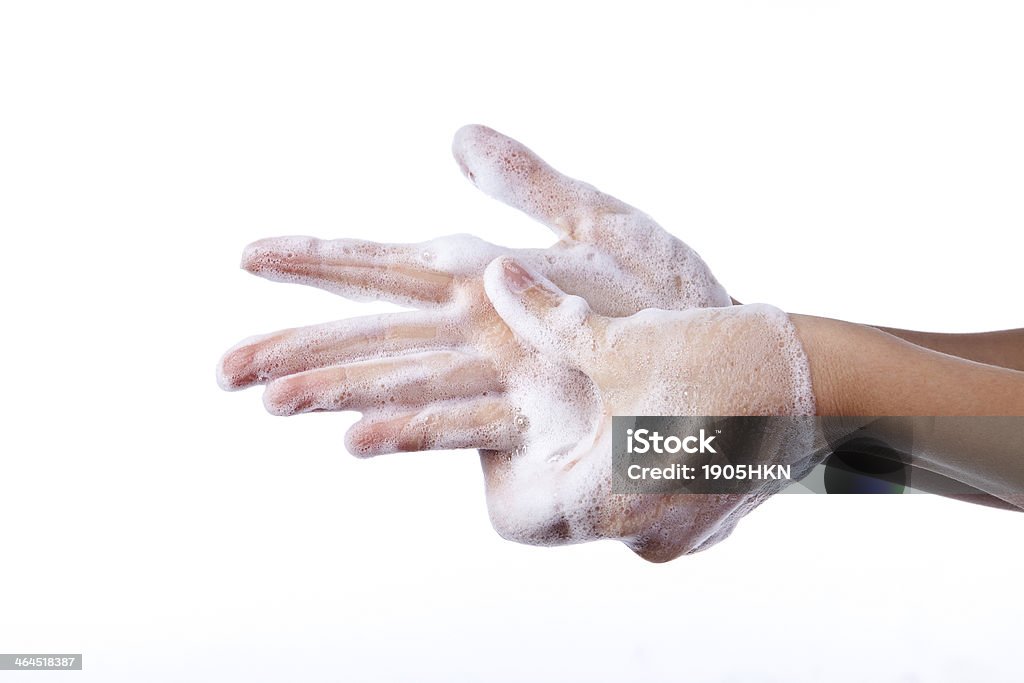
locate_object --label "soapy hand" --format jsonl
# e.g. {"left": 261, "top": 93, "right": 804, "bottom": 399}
{"left": 219, "top": 124, "right": 729, "bottom": 445}
{"left": 472, "top": 258, "right": 817, "bottom": 560}
{"left": 218, "top": 125, "right": 797, "bottom": 561}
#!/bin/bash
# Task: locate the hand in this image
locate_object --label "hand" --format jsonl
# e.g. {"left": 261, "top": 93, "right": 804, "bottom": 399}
{"left": 219, "top": 124, "right": 728, "bottom": 444}
{"left": 465, "top": 257, "right": 817, "bottom": 561}
{"left": 218, "top": 125, "right": 748, "bottom": 561}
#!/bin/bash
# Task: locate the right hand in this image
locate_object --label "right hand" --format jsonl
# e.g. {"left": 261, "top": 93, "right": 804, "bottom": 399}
{"left": 456, "top": 257, "right": 819, "bottom": 562}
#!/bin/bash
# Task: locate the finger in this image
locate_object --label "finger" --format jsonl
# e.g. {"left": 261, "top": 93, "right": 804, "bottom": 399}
{"left": 240, "top": 235, "right": 458, "bottom": 306}
{"left": 452, "top": 124, "right": 632, "bottom": 241}
{"left": 261, "top": 351, "right": 501, "bottom": 416}
{"left": 345, "top": 397, "right": 522, "bottom": 457}
{"left": 483, "top": 256, "right": 601, "bottom": 371}
{"left": 217, "top": 311, "right": 456, "bottom": 391}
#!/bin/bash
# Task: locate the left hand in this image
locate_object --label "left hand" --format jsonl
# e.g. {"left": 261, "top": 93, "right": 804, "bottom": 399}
{"left": 219, "top": 124, "right": 728, "bottom": 455}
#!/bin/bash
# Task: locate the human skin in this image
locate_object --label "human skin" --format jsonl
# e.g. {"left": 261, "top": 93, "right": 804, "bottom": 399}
{"left": 734, "top": 295, "right": 1024, "bottom": 373}
{"left": 792, "top": 314, "right": 1024, "bottom": 509}
{"left": 218, "top": 124, "right": 806, "bottom": 560}
{"left": 733, "top": 302, "right": 1024, "bottom": 506}
{"left": 220, "top": 124, "right": 1024, "bottom": 559}
{"left": 872, "top": 327, "right": 1024, "bottom": 372}
{"left": 219, "top": 124, "right": 732, "bottom": 445}
{"left": 225, "top": 253, "right": 820, "bottom": 561}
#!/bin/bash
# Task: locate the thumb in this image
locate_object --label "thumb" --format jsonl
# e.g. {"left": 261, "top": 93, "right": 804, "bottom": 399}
{"left": 483, "top": 257, "right": 601, "bottom": 370}
{"left": 452, "top": 124, "right": 629, "bottom": 242}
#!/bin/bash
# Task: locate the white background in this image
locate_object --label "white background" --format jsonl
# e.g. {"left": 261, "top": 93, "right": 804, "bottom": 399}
{"left": 1, "top": 1, "right": 1022, "bottom": 681}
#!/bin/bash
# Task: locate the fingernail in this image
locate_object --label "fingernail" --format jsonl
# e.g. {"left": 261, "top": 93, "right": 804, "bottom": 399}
{"left": 502, "top": 259, "right": 536, "bottom": 293}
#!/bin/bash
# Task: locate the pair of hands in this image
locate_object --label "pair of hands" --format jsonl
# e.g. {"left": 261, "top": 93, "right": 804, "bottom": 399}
{"left": 218, "top": 125, "right": 816, "bottom": 561}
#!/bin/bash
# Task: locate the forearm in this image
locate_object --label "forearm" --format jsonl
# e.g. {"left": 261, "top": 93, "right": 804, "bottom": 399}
{"left": 874, "top": 327, "right": 1024, "bottom": 372}
{"left": 791, "top": 314, "right": 1024, "bottom": 417}
{"left": 791, "top": 314, "right": 1024, "bottom": 507}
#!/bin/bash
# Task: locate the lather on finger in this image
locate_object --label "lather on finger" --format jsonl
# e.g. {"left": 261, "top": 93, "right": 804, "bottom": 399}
{"left": 217, "top": 311, "right": 458, "bottom": 390}
{"left": 483, "top": 256, "right": 602, "bottom": 373}
{"left": 452, "top": 124, "right": 633, "bottom": 241}
{"left": 345, "top": 397, "right": 521, "bottom": 457}
{"left": 261, "top": 350, "right": 501, "bottom": 416}
{"left": 241, "top": 235, "right": 458, "bottom": 307}
{"left": 453, "top": 125, "right": 731, "bottom": 310}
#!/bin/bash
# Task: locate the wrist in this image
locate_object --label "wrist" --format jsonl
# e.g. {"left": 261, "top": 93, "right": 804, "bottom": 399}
{"left": 790, "top": 313, "right": 1024, "bottom": 416}
{"left": 788, "top": 313, "right": 848, "bottom": 416}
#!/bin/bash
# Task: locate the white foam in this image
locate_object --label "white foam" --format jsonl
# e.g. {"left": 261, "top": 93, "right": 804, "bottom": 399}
{"left": 224, "top": 124, "right": 812, "bottom": 560}
{"left": 476, "top": 256, "right": 816, "bottom": 559}
{"left": 451, "top": 124, "right": 732, "bottom": 313}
